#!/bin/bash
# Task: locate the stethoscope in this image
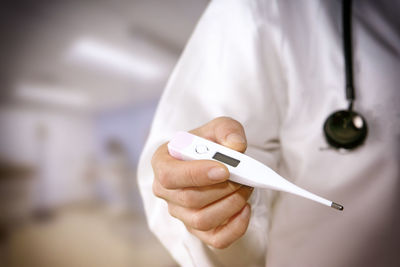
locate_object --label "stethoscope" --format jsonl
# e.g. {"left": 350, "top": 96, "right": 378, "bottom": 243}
{"left": 323, "top": 0, "right": 368, "bottom": 150}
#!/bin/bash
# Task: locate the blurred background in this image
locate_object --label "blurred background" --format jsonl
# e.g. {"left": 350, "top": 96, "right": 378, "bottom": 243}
{"left": 0, "top": 0, "right": 209, "bottom": 266}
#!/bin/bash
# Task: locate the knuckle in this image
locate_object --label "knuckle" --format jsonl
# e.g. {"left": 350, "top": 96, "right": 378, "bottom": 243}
{"left": 167, "top": 204, "right": 177, "bottom": 218}
{"left": 227, "top": 181, "right": 241, "bottom": 192}
{"left": 227, "top": 193, "right": 246, "bottom": 210}
{"left": 151, "top": 146, "right": 163, "bottom": 169}
{"left": 185, "top": 226, "right": 195, "bottom": 236}
{"left": 191, "top": 212, "right": 212, "bottom": 231}
{"left": 209, "top": 236, "right": 229, "bottom": 249}
{"left": 186, "top": 165, "right": 201, "bottom": 187}
{"left": 177, "top": 189, "right": 197, "bottom": 208}
{"left": 152, "top": 181, "right": 162, "bottom": 198}
{"left": 215, "top": 116, "right": 235, "bottom": 124}
{"left": 232, "top": 220, "right": 248, "bottom": 239}
{"left": 157, "top": 168, "right": 173, "bottom": 189}
{"left": 216, "top": 116, "right": 243, "bottom": 129}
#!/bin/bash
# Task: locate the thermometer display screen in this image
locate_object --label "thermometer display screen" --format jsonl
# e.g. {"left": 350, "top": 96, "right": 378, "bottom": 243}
{"left": 212, "top": 152, "right": 240, "bottom": 167}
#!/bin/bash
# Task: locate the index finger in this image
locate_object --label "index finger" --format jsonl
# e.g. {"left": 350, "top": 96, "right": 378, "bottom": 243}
{"left": 152, "top": 143, "right": 229, "bottom": 189}
{"left": 191, "top": 117, "right": 247, "bottom": 153}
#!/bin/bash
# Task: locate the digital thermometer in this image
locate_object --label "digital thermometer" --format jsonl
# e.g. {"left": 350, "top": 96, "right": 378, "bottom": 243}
{"left": 168, "top": 131, "right": 343, "bottom": 211}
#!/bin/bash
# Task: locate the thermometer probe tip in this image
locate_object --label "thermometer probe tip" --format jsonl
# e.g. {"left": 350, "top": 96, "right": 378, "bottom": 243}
{"left": 331, "top": 202, "right": 344, "bottom": 211}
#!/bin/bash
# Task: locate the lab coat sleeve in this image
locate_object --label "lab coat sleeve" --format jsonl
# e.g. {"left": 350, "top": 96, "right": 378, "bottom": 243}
{"left": 137, "top": 0, "right": 285, "bottom": 266}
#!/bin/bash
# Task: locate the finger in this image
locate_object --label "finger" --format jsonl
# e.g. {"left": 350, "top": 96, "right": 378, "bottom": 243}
{"left": 168, "top": 186, "right": 253, "bottom": 231}
{"left": 188, "top": 204, "right": 251, "bottom": 249}
{"left": 191, "top": 116, "right": 247, "bottom": 153}
{"left": 152, "top": 143, "right": 229, "bottom": 189}
{"left": 153, "top": 179, "right": 243, "bottom": 209}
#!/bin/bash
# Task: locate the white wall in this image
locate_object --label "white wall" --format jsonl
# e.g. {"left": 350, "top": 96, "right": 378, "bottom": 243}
{"left": 0, "top": 105, "right": 95, "bottom": 207}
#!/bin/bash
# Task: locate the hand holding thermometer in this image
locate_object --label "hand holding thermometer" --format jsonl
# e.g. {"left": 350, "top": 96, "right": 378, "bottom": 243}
{"left": 168, "top": 131, "right": 344, "bottom": 211}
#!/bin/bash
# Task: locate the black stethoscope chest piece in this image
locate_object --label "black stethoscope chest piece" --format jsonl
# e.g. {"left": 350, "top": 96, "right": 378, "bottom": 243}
{"left": 323, "top": 0, "right": 368, "bottom": 150}
{"left": 324, "top": 109, "right": 367, "bottom": 149}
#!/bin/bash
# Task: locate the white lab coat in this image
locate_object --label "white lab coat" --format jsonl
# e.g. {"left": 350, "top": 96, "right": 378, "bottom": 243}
{"left": 138, "top": 0, "right": 400, "bottom": 266}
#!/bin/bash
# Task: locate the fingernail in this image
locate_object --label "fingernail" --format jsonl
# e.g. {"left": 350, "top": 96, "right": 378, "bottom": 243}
{"left": 208, "top": 167, "right": 227, "bottom": 181}
{"left": 226, "top": 133, "right": 246, "bottom": 145}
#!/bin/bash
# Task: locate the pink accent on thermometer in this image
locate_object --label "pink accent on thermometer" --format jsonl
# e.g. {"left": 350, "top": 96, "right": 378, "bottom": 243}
{"left": 167, "top": 131, "right": 194, "bottom": 160}
{"left": 168, "top": 131, "right": 343, "bottom": 211}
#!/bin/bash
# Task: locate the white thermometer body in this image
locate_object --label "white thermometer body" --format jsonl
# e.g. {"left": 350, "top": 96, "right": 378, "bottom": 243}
{"left": 168, "top": 131, "right": 343, "bottom": 211}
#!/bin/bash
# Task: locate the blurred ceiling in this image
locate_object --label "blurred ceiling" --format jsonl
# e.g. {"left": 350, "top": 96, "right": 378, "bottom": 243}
{"left": 0, "top": 0, "right": 209, "bottom": 111}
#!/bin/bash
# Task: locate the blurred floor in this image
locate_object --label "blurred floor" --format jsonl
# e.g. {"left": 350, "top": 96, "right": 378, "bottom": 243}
{"left": 4, "top": 204, "right": 177, "bottom": 267}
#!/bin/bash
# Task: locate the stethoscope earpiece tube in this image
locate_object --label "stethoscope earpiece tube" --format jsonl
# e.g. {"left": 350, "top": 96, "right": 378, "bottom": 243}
{"left": 323, "top": 0, "right": 368, "bottom": 150}
{"left": 343, "top": 0, "right": 355, "bottom": 103}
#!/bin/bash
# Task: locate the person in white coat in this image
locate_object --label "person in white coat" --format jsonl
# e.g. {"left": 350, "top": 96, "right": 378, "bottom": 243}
{"left": 138, "top": 0, "right": 400, "bottom": 266}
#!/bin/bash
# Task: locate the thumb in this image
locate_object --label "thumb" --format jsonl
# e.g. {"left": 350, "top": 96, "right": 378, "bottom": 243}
{"left": 191, "top": 116, "right": 247, "bottom": 153}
